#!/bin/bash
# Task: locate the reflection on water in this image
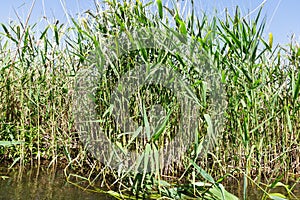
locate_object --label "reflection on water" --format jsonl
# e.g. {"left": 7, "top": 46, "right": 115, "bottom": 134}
{"left": 1, "top": 166, "right": 299, "bottom": 200}
{"left": 0, "top": 167, "right": 114, "bottom": 200}
{"left": 227, "top": 180, "right": 300, "bottom": 200}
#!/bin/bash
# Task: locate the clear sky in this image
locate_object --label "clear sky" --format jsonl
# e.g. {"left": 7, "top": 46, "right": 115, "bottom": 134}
{"left": 195, "top": 0, "right": 300, "bottom": 46}
{"left": 0, "top": 0, "right": 299, "bottom": 46}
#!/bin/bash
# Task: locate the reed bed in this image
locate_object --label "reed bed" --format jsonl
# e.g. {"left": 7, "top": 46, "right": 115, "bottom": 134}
{"left": 0, "top": 0, "right": 299, "bottom": 199}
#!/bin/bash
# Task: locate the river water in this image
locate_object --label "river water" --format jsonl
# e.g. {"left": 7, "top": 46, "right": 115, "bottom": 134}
{"left": 0, "top": 167, "right": 299, "bottom": 199}
{"left": 0, "top": 167, "right": 114, "bottom": 200}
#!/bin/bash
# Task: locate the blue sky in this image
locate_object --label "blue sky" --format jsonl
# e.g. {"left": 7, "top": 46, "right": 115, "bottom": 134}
{"left": 195, "top": 0, "right": 300, "bottom": 46}
{"left": 0, "top": 0, "right": 299, "bottom": 46}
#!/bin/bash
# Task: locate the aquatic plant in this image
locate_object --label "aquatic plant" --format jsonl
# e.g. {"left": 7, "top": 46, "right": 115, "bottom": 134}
{"left": 0, "top": 0, "right": 299, "bottom": 199}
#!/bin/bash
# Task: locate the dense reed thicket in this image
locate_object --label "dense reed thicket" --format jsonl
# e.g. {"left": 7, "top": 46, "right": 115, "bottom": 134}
{"left": 0, "top": 0, "right": 299, "bottom": 199}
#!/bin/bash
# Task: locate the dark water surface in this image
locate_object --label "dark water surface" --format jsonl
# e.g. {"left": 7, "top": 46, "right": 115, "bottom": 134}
{"left": 227, "top": 180, "right": 300, "bottom": 200}
{"left": 0, "top": 167, "right": 114, "bottom": 200}
{"left": 0, "top": 166, "right": 299, "bottom": 200}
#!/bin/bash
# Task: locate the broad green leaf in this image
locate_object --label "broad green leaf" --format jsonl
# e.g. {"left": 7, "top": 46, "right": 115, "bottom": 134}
{"left": 206, "top": 184, "right": 239, "bottom": 200}
{"left": 204, "top": 114, "right": 213, "bottom": 136}
{"left": 39, "top": 26, "right": 50, "bottom": 39}
{"left": 151, "top": 110, "right": 171, "bottom": 141}
{"left": 268, "top": 193, "right": 287, "bottom": 200}
{"left": 293, "top": 69, "right": 300, "bottom": 102}
{"left": 156, "top": 0, "right": 163, "bottom": 19}
{"left": 191, "top": 160, "right": 215, "bottom": 184}
{"left": 126, "top": 126, "right": 143, "bottom": 148}
{"left": 179, "top": 20, "right": 187, "bottom": 37}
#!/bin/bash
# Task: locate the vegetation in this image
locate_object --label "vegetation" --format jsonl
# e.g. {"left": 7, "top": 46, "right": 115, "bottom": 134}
{"left": 0, "top": 0, "right": 299, "bottom": 199}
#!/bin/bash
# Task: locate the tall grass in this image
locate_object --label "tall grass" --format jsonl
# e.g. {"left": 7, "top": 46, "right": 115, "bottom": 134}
{"left": 0, "top": 0, "right": 299, "bottom": 199}
{"left": 0, "top": 20, "right": 76, "bottom": 167}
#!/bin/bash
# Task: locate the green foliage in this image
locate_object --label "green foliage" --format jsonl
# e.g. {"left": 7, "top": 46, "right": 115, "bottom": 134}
{"left": 0, "top": 0, "right": 299, "bottom": 199}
